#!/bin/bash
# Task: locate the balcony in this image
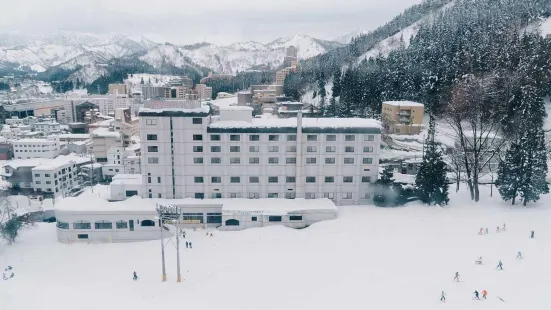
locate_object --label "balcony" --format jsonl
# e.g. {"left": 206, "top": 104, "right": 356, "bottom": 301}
{"left": 398, "top": 110, "right": 411, "bottom": 116}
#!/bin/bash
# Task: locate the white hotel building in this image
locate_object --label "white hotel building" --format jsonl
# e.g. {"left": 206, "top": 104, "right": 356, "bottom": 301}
{"left": 13, "top": 136, "right": 61, "bottom": 159}
{"left": 138, "top": 104, "right": 381, "bottom": 205}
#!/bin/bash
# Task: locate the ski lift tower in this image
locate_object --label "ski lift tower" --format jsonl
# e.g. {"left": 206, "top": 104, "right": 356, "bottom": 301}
{"left": 155, "top": 203, "right": 182, "bottom": 282}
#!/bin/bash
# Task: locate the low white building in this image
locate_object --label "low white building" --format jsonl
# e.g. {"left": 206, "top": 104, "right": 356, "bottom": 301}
{"left": 33, "top": 119, "right": 61, "bottom": 135}
{"left": 31, "top": 154, "right": 92, "bottom": 197}
{"left": 13, "top": 136, "right": 61, "bottom": 159}
{"left": 58, "top": 134, "right": 91, "bottom": 143}
{"left": 55, "top": 193, "right": 337, "bottom": 243}
{"left": 5, "top": 117, "right": 24, "bottom": 126}
{"left": 109, "top": 174, "right": 143, "bottom": 201}
{"left": 0, "top": 126, "right": 18, "bottom": 139}
{"left": 124, "top": 155, "right": 140, "bottom": 174}
{"left": 86, "top": 94, "right": 135, "bottom": 117}
{"left": 89, "top": 127, "right": 123, "bottom": 163}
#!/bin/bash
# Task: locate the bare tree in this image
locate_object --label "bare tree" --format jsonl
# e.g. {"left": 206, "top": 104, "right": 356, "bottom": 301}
{"left": 0, "top": 190, "right": 32, "bottom": 245}
{"left": 445, "top": 74, "right": 507, "bottom": 202}
{"left": 445, "top": 148, "right": 465, "bottom": 193}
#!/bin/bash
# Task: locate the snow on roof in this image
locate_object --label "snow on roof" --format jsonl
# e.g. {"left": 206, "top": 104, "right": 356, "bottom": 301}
{"left": 139, "top": 104, "right": 210, "bottom": 114}
{"left": 55, "top": 195, "right": 337, "bottom": 216}
{"left": 111, "top": 174, "right": 142, "bottom": 185}
{"left": 90, "top": 127, "right": 121, "bottom": 138}
{"left": 125, "top": 143, "right": 140, "bottom": 151}
{"left": 3, "top": 158, "right": 47, "bottom": 169}
{"left": 209, "top": 117, "right": 382, "bottom": 129}
{"left": 32, "top": 154, "right": 92, "bottom": 171}
{"left": 219, "top": 106, "right": 253, "bottom": 111}
{"left": 277, "top": 101, "right": 304, "bottom": 105}
{"left": 58, "top": 134, "right": 90, "bottom": 140}
{"left": 383, "top": 101, "right": 424, "bottom": 107}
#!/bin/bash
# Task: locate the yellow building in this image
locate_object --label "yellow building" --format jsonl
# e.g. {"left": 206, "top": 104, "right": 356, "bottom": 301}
{"left": 275, "top": 68, "right": 291, "bottom": 85}
{"left": 108, "top": 84, "right": 128, "bottom": 95}
{"left": 381, "top": 101, "right": 425, "bottom": 135}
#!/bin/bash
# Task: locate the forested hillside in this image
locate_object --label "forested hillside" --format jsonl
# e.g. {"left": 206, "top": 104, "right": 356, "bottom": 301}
{"left": 285, "top": 0, "right": 551, "bottom": 118}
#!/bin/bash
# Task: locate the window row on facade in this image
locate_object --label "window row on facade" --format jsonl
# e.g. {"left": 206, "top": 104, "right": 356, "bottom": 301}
{"left": 56, "top": 219, "right": 156, "bottom": 230}
{"left": 190, "top": 175, "right": 373, "bottom": 184}
{"left": 144, "top": 117, "right": 203, "bottom": 126}
{"left": 146, "top": 145, "right": 375, "bottom": 154}
{"left": 146, "top": 133, "right": 376, "bottom": 143}
{"left": 148, "top": 156, "right": 374, "bottom": 165}
{"left": 188, "top": 192, "right": 370, "bottom": 200}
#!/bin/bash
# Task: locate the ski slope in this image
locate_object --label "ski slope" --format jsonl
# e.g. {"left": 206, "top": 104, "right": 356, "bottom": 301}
{"left": 1, "top": 186, "right": 551, "bottom": 310}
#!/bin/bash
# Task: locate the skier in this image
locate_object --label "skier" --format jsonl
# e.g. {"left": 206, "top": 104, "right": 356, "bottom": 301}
{"left": 496, "top": 260, "right": 503, "bottom": 270}
{"left": 531, "top": 230, "right": 535, "bottom": 238}
{"left": 479, "top": 227, "right": 484, "bottom": 235}
{"left": 2, "top": 272, "right": 7, "bottom": 280}
{"left": 440, "top": 291, "right": 446, "bottom": 303}
{"left": 473, "top": 290, "right": 480, "bottom": 300}
{"left": 133, "top": 271, "right": 138, "bottom": 281}
{"left": 482, "top": 290, "right": 488, "bottom": 299}
{"left": 475, "top": 256, "right": 483, "bottom": 265}
{"left": 185, "top": 241, "right": 189, "bottom": 248}
{"left": 453, "top": 272, "right": 460, "bottom": 282}
{"left": 485, "top": 228, "right": 489, "bottom": 235}
{"left": 189, "top": 242, "right": 193, "bottom": 249}
{"left": 206, "top": 232, "right": 209, "bottom": 236}
{"left": 516, "top": 251, "right": 523, "bottom": 259}
{"left": 496, "top": 226, "right": 500, "bottom": 233}
{"left": 210, "top": 233, "right": 213, "bottom": 237}
{"left": 502, "top": 223, "right": 506, "bottom": 231}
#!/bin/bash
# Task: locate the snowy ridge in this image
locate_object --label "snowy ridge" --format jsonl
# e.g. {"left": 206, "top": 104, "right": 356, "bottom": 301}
{"left": 333, "top": 29, "right": 369, "bottom": 44}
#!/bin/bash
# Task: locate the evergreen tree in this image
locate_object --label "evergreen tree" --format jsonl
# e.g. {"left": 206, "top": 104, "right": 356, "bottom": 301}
{"left": 496, "top": 141, "right": 523, "bottom": 204}
{"left": 517, "top": 126, "right": 549, "bottom": 206}
{"left": 327, "top": 96, "right": 338, "bottom": 117}
{"left": 140, "top": 77, "right": 144, "bottom": 85}
{"left": 318, "top": 76, "right": 327, "bottom": 116}
{"left": 415, "top": 116, "right": 449, "bottom": 206}
{"left": 373, "top": 166, "right": 402, "bottom": 207}
{"left": 331, "top": 70, "right": 341, "bottom": 98}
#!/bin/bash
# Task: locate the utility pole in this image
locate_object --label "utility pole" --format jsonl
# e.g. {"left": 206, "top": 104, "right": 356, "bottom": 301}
{"left": 160, "top": 211, "right": 167, "bottom": 282}
{"left": 176, "top": 208, "right": 182, "bottom": 282}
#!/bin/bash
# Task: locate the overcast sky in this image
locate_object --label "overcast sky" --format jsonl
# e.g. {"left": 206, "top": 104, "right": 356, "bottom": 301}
{"left": 0, "top": 0, "right": 423, "bottom": 45}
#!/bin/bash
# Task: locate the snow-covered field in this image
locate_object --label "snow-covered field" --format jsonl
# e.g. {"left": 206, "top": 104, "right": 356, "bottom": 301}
{"left": 1, "top": 186, "right": 550, "bottom": 310}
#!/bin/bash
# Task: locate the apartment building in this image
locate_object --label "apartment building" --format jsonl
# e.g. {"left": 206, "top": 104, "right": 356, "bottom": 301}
{"left": 32, "top": 119, "right": 61, "bottom": 135}
{"left": 108, "top": 83, "right": 128, "bottom": 95}
{"left": 142, "top": 85, "right": 168, "bottom": 100}
{"left": 89, "top": 127, "right": 123, "bottom": 163}
{"left": 381, "top": 101, "right": 425, "bottom": 135}
{"left": 87, "top": 94, "right": 135, "bottom": 116}
{"left": 195, "top": 84, "right": 213, "bottom": 100}
{"left": 13, "top": 136, "right": 61, "bottom": 159}
{"left": 275, "top": 68, "right": 292, "bottom": 86}
{"left": 139, "top": 104, "right": 381, "bottom": 205}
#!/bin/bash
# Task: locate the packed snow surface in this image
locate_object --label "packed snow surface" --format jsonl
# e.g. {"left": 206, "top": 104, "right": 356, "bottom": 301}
{"left": 1, "top": 186, "right": 550, "bottom": 310}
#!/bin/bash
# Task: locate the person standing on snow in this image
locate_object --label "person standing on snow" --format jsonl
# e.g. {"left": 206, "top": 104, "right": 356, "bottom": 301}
{"left": 189, "top": 242, "right": 193, "bottom": 249}
{"left": 482, "top": 290, "right": 488, "bottom": 299}
{"left": 479, "top": 227, "right": 484, "bottom": 235}
{"left": 531, "top": 230, "right": 535, "bottom": 238}
{"left": 473, "top": 290, "right": 480, "bottom": 300}
{"left": 502, "top": 223, "right": 506, "bottom": 231}
{"left": 485, "top": 228, "right": 489, "bottom": 235}
{"left": 133, "top": 271, "right": 138, "bottom": 280}
{"left": 453, "top": 272, "right": 460, "bottom": 282}
{"left": 516, "top": 251, "right": 523, "bottom": 259}
{"left": 475, "top": 256, "right": 483, "bottom": 265}
{"left": 496, "top": 226, "right": 501, "bottom": 233}
{"left": 440, "top": 291, "right": 446, "bottom": 302}
{"left": 185, "top": 241, "right": 189, "bottom": 248}
{"left": 496, "top": 260, "right": 504, "bottom": 270}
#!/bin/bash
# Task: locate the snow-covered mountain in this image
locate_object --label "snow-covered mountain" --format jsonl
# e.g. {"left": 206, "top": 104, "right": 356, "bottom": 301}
{"left": 333, "top": 29, "right": 369, "bottom": 44}
{"left": 0, "top": 32, "right": 343, "bottom": 83}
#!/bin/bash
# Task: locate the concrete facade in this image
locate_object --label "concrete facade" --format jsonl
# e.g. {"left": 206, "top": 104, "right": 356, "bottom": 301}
{"left": 381, "top": 101, "right": 425, "bottom": 135}
{"left": 12, "top": 136, "right": 61, "bottom": 159}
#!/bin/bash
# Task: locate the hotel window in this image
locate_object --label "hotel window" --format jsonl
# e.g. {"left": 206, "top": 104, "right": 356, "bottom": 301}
{"left": 194, "top": 177, "right": 204, "bottom": 183}
{"left": 267, "top": 193, "right": 279, "bottom": 198}
{"left": 342, "top": 193, "right": 353, "bottom": 199}
{"left": 287, "top": 134, "right": 297, "bottom": 141}
{"left": 211, "top": 146, "right": 221, "bottom": 152}
{"left": 306, "top": 176, "right": 316, "bottom": 183}
{"left": 362, "top": 176, "right": 372, "bottom": 183}
{"left": 211, "top": 157, "right": 222, "bottom": 164}
{"left": 192, "top": 118, "right": 202, "bottom": 124}
{"left": 249, "top": 176, "right": 259, "bottom": 183}
{"left": 229, "top": 193, "right": 242, "bottom": 198}
{"left": 307, "top": 135, "right": 317, "bottom": 141}
{"left": 343, "top": 176, "right": 354, "bottom": 183}
{"left": 249, "top": 157, "right": 260, "bottom": 164}
{"left": 230, "top": 177, "right": 241, "bottom": 183}
{"left": 249, "top": 145, "right": 260, "bottom": 152}
{"left": 230, "top": 146, "right": 240, "bottom": 152}
{"left": 193, "top": 157, "right": 203, "bottom": 164}
{"left": 268, "top": 157, "right": 279, "bottom": 164}
{"left": 286, "top": 146, "right": 296, "bottom": 152}
{"left": 148, "top": 157, "right": 159, "bottom": 164}
{"left": 268, "top": 135, "right": 279, "bottom": 141}
{"left": 325, "top": 158, "right": 336, "bottom": 164}
{"left": 305, "top": 193, "right": 316, "bottom": 199}
{"left": 210, "top": 134, "right": 221, "bottom": 141}
{"left": 286, "top": 157, "right": 296, "bottom": 164}
{"left": 268, "top": 176, "right": 278, "bottom": 183}
{"left": 230, "top": 157, "right": 241, "bottom": 164}
{"left": 211, "top": 193, "right": 222, "bottom": 199}
{"left": 147, "top": 146, "right": 158, "bottom": 152}
{"left": 326, "top": 146, "right": 336, "bottom": 153}
{"left": 345, "top": 135, "right": 356, "bottom": 141}
{"left": 193, "top": 134, "right": 203, "bottom": 141}
{"left": 285, "top": 192, "right": 296, "bottom": 199}
{"left": 211, "top": 177, "right": 221, "bottom": 183}
{"left": 145, "top": 119, "right": 157, "bottom": 126}
{"left": 363, "top": 158, "right": 373, "bottom": 164}
{"left": 324, "top": 193, "right": 334, "bottom": 199}
{"left": 307, "top": 146, "right": 317, "bottom": 152}
{"left": 230, "top": 134, "right": 241, "bottom": 141}
{"left": 268, "top": 146, "right": 279, "bottom": 152}
{"left": 326, "top": 135, "right": 337, "bottom": 141}
{"left": 345, "top": 146, "right": 355, "bottom": 153}
{"left": 146, "top": 134, "right": 157, "bottom": 141}
{"left": 363, "top": 146, "right": 374, "bottom": 152}
{"left": 94, "top": 221, "right": 113, "bottom": 229}
{"left": 73, "top": 221, "right": 91, "bottom": 230}
{"left": 306, "top": 157, "right": 317, "bottom": 164}
{"left": 286, "top": 176, "right": 296, "bottom": 183}
{"left": 249, "top": 192, "right": 260, "bottom": 199}
{"left": 344, "top": 158, "right": 355, "bottom": 164}
{"left": 249, "top": 134, "right": 260, "bottom": 141}
{"left": 364, "top": 134, "right": 375, "bottom": 141}
{"left": 193, "top": 146, "right": 203, "bottom": 152}
{"left": 325, "top": 176, "right": 334, "bottom": 183}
